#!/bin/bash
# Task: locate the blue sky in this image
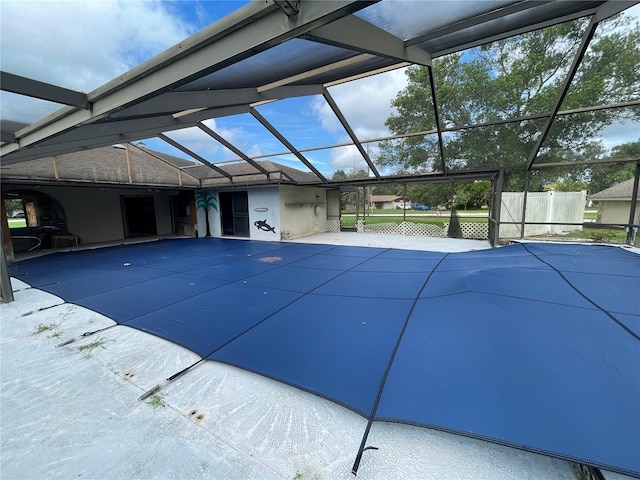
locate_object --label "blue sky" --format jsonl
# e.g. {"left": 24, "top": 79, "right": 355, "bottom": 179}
{"left": 163, "top": 0, "right": 248, "bottom": 28}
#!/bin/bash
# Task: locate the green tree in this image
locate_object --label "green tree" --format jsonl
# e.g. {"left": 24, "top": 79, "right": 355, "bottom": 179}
{"left": 332, "top": 169, "right": 348, "bottom": 180}
{"left": 333, "top": 169, "right": 370, "bottom": 211}
{"left": 332, "top": 169, "right": 368, "bottom": 180}
{"left": 611, "top": 139, "right": 640, "bottom": 158}
{"left": 378, "top": 12, "right": 640, "bottom": 179}
{"left": 405, "top": 181, "right": 490, "bottom": 210}
{"left": 587, "top": 138, "right": 639, "bottom": 193}
{"left": 370, "top": 184, "right": 400, "bottom": 196}
{"left": 463, "top": 181, "right": 492, "bottom": 209}
{"left": 407, "top": 184, "right": 450, "bottom": 208}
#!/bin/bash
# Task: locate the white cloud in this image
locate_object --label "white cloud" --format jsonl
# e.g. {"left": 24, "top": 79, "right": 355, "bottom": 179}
{"left": 307, "top": 68, "right": 408, "bottom": 172}
{"left": 164, "top": 119, "right": 262, "bottom": 161}
{"left": 164, "top": 125, "right": 221, "bottom": 158}
{"left": 245, "top": 143, "right": 264, "bottom": 158}
{"left": 0, "top": 0, "right": 193, "bottom": 93}
{"left": 311, "top": 67, "right": 409, "bottom": 142}
{"left": 327, "top": 145, "right": 369, "bottom": 172}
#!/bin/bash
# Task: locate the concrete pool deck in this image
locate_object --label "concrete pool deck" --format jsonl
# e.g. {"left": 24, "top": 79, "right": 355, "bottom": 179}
{"left": 1, "top": 233, "right": 634, "bottom": 480}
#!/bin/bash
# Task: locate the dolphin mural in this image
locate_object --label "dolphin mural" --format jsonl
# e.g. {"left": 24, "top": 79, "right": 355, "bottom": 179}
{"left": 254, "top": 219, "right": 275, "bottom": 233}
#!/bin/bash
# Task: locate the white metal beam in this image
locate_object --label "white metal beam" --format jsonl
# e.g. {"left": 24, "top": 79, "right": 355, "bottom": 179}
{"left": 0, "top": 106, "right": 250, "bottom": 165}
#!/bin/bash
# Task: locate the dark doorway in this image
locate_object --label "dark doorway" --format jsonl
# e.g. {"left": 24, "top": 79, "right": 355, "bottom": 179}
{"left": 121, "top": 195, "right": 157, "bottom": 238}
{"left": 170, "top": 191, "right": 195, "bottom": 236}
{"left": 219, "top": 191, "right": 249, "bottom": 237}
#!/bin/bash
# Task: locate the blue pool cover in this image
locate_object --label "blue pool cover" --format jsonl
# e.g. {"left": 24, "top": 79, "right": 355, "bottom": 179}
{"left": 10, "top": 239, "right": 640, "bottom": 476}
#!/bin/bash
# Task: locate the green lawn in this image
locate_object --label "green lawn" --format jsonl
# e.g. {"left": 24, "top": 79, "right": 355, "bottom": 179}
{"left": 7, "top": 218, "right": 26, "bottom": 228}
{"left": 345, "top": 208, "right": 488, "bottom": 216}
{"left": 540, "top": 228, "right": 634, "bottom": 245}
{"left": 339, "top": 215, "right": 488, "bottom": 228}
{"left": 344, "top": 208, "right": 600, "bottom": 222}
{"left": 583, "top": 210, "right": 598, "bottom": 220}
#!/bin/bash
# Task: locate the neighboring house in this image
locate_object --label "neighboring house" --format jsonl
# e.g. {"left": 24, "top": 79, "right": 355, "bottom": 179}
{"left": 369, "top": 195, "right": 411, "bottom": 210}
{"left": 1, "top": 143, "right": 338, "bottom": 253}
{"left": 589, "top": 178, "right": 640, "bottom": 225}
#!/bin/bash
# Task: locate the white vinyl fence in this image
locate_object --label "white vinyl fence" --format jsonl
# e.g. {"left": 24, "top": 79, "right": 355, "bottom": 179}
{"left": 356, "top": 220, "right": 489, "bottom": 239}
{"left": 326, "top": 219, "right": 489, "bottom": 239}
{"left": 500, "top": 191, "right": 587, "bottom": 238}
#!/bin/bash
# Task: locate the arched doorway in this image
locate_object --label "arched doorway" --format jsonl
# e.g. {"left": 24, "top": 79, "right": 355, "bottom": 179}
{"left": 3, "top": 189, "right": 79, "bottom": 252}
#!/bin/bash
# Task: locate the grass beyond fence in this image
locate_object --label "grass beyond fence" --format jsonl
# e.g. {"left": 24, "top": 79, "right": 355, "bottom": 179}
{"left": 340, "top": 213, "right": 487, "bottom": 228}
{"left": 538, "top": 228, "right": 635, "bottom": 245}
{"left": 7, "top": 218, "right": 26, "bottom": 228}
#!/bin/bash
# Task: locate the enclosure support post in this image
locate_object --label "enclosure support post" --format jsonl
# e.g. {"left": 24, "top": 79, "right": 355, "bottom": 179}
{"left": 491, "top": 169, "right": 504, "bottom": 247}
{"left": 363, "top": 186, "right": 368, "bottom": 218}
{"left": 356, "top": 188, "right": 360, "bottom": 226}
{"left": 0, "top": 230, "right": 14, "bottom": 303}
{"left": 626, "top": 162, "right": 640, "bottom": 245}
{"left": 0, "top": 199, "right": 14, "bottom": 264}
{"left": 0, "top": 197, "right": 15, "bottom": 303}
{"left": 520, "top": 172, "right": 530, "bottom": 239}
{"left": 403, "top": 184, "right": 407, "bottom": 222}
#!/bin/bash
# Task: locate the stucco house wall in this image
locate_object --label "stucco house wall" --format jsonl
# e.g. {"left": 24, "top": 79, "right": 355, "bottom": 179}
{"left": 6, "top": 185, "right": 175, "bottom": 244}
{"left": 279, "top": 185, "right": 327, "bottom": 240}
{"left": 196, "top": 187, "right": 281, "bottom": 240}
{"left": 589, "top": 178, "right": 640, "bottom": 226}
{"left": 597, "top": 200, "right": 640, "bottom": 224}
{"left": 197, "top": 185, "right": 328, "bottom": 241}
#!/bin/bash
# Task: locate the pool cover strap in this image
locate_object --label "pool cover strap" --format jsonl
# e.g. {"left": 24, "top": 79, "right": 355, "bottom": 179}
{"left": 352, "top": 253, "right": 450, "bottom": 475}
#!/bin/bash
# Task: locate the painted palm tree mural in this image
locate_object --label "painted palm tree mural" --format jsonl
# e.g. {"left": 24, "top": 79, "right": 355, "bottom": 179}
{"left": 195, "top": 191, "right": 219, "bottom": 237}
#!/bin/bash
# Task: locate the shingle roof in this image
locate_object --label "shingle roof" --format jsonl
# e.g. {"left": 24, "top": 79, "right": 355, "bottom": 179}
{"left": 370, "top": 195, "right": 407, "bottom": 202}
{"left": 0, "top": 143, "right": 320, "bottom": 188}
{"left": 135, "top": 146, "right": 320, "bottom": 185}
{"left": 589, "top": 178, "right": 637, "bottom": 201}
{"left": 200, "top": 160, "right": 319, "bottom": 186}
{"left": 0, "top": 144, "right": 200, "bottom": 187}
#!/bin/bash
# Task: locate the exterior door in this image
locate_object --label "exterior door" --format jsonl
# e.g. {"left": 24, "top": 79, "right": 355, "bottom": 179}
{"left": 219, "top": 191, "right": 249, "bottom": 237}
{"left": 121, "top": 195, "right": 157, "bottom": 238}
